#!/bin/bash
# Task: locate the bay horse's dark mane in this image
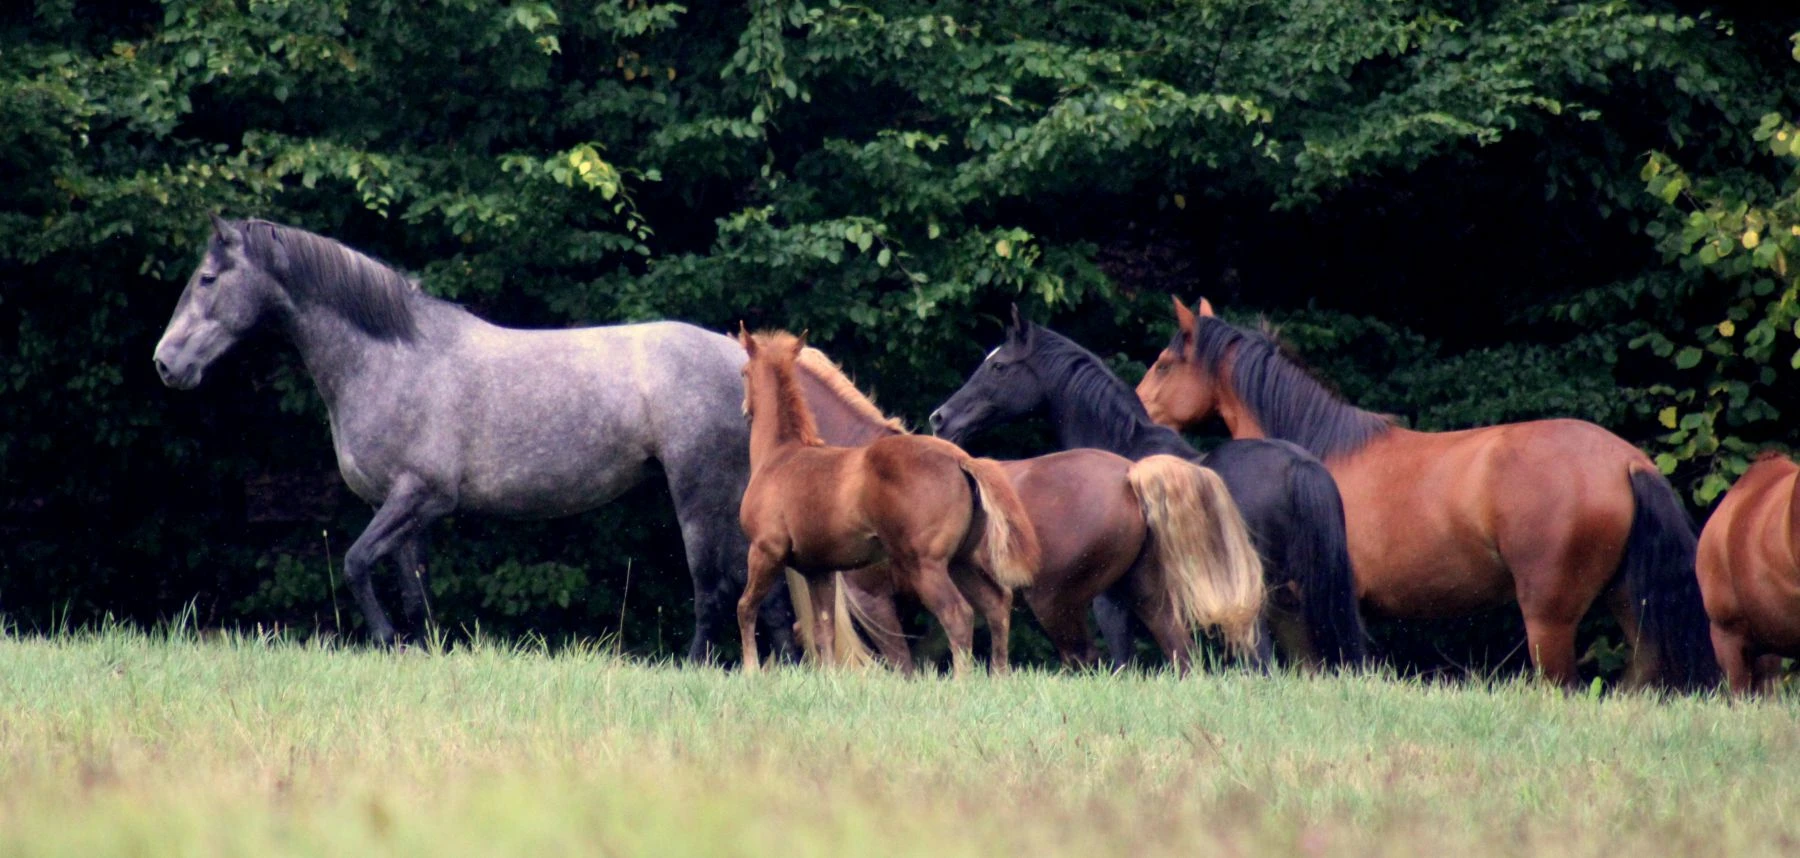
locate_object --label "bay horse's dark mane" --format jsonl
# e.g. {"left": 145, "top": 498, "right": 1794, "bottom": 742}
{"left": 1178, "top": 316, "right": 1393, "bottom": 460}
{"left": 1028, "top": 325, "right": 1186, "bottom": 454}
{"left": 235, "top": 219, "right": 425, "bottom": 342}
{"left": 753, "top": 331, "right": 824, "bottom": 447}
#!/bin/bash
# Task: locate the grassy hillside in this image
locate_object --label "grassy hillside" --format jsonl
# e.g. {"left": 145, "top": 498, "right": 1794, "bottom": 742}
{"left": 1, "top": 628, "right": 1795, "bottom": 857}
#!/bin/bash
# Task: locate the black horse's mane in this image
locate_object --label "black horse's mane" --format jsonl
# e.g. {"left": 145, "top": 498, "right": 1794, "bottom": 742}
{"left": 235, "top": 219, "right": 425, "bottom": 342}
{"left": 1027, "top": 325, "right": 1193, "bottom": 455}
{"left": 1178, "top": 316, "right": 1391, "bottom": 459}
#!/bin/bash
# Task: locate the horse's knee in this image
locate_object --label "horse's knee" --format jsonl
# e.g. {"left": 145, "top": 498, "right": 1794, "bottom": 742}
{"left": 342, "top": 547, "right": 379, "bottom": 584}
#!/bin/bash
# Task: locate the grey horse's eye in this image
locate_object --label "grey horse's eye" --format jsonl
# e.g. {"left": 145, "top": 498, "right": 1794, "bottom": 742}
{"left": 199, "top": 273, "right": 218, "bottom": 287}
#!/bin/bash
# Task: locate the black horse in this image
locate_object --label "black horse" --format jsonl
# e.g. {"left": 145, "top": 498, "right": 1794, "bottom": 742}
{"left": 929, "top": 308, "right": 1367, "bottom": 669}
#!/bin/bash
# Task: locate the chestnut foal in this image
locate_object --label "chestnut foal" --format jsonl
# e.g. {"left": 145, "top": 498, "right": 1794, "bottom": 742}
{"left": 735, "top": 328, "right": 1040, "bottom": 675}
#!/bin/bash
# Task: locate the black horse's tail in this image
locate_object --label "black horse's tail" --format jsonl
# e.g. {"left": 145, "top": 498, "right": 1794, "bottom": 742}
{"left": 1285, "top": 456, "right": 1367, "bottom": 669}
{"left": 1621, "top": 468, "right": 1718, "bottom": 691}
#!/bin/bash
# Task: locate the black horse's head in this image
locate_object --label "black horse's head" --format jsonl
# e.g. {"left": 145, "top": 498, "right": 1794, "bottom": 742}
{"left": 152, "top": 215, "right": 290, "bottom": 389}
{"left": 928, "top": 305, "right": 1051, "bottom": 444}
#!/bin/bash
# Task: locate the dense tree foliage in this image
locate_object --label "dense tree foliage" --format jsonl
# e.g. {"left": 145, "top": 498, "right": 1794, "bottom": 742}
{"left": 4, "top": 1, "right": 1798, "bottom": 669}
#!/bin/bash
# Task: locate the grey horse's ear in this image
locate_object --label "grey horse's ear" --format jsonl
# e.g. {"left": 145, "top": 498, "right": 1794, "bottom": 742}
{"left": 209, "top": 213, "right": 241, "bottom": 247}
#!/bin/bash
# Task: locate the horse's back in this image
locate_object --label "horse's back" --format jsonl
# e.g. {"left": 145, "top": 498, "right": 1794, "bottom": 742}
{"left": 1699, "top": 455, "right": 1800, "bottom": 652}
{"left": 405, "top": 317, "right": 745, "bottom": 515}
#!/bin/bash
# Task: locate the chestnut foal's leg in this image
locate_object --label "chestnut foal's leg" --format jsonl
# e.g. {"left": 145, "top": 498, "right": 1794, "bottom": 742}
{"left": 737, "top": 544, "right": 786, "bottom": 674}
{"left": 911, "top": 557, "right": 976, "bottom": 677}
{"left": 951, "top": 562, "right": 1014, "bottom": 675}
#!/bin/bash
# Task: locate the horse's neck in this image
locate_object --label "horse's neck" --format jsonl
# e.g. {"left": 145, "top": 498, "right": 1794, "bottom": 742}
{"left": 747, "top": 363, "right": 817, "bottom": 469}
{"left": 1046, "top": 387, "right": 1195, "bottom": 461}
{"left": 796, "top": 370, "right": 897, "bottom": 446}
{"left": 281, "top": 301, "right": 429, "bottom": 411}
{"left": 1213, "top": 378, "right": 1268, "bottom": 441}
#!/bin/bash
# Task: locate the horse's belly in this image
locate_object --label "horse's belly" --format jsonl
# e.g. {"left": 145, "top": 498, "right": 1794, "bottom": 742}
{"left": 1349, "top": 528, "right": 1512, "bottom": 619}
{"left": 460, "top": 449, "right": 653, "bottom": 518}
{"left": 787, "top": 531, "right": 883, "bottom": 575}
{"left": 1736, "top": 575, "right": 1800, "bottom": 655}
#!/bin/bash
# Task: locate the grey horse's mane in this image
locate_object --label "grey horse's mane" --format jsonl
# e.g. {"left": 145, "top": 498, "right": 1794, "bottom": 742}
{"left": 236, "top": 219, "right": 424, "bottom": 342}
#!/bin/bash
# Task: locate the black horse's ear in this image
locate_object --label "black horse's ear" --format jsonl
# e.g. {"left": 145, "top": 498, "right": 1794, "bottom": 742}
{"left": 1008, "top": 303, "right": 1034, "bottom": 349}
{"left": 1006, "top": 303, "right": 1033, "bottom": 348}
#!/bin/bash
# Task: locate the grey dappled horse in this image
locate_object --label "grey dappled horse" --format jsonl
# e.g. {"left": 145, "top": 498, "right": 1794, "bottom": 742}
{"left": 152, "top": 216, "right": 793, "bottom": 660}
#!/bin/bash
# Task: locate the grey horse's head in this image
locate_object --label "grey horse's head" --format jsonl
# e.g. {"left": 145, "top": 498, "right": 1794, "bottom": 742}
{"left": 153, "top": 215, "right": 290, "bottom": 389}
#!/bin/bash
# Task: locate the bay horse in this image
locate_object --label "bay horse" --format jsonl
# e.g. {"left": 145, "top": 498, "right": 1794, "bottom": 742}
{"left": 153, "top": 216, "right": 799, "bottom": 660}
{"left": 928, "top": 309, "right": 1366, "bottom": 670}
{"left": 735, "top": 328, "right": 1041, "bottom": 675}
{"left": 788, "top": 346, "right": 1266, "bottom": 669}
{"left": 1135, "top": 296, "right": 1719, "bottom": 690}
{"left": 1698, "top": 453, "right": 1800, "bottom": 694}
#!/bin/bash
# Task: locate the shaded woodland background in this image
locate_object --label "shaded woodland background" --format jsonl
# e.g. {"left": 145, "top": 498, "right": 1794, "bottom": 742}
{"left": 6, "top": 0, "right": 1800, "bottom": 672}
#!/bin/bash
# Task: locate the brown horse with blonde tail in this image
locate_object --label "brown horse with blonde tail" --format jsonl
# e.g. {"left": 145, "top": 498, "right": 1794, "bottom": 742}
{"left": 1698, "top": 452, "right": 1800, "bottom": 693}
{"left": 790, "top": 344, "right": 1266, "bottom": 670}
{"left": 1135, "top": 297, "right": 1719, "bottom": 690}
{"left": 736, "top": 327, "right": 1039, "bottom": 675}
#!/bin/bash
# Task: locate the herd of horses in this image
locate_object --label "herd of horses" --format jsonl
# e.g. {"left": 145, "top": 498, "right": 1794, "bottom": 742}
{"left": 150, "top": 217, "right": 1797, "bottom": 694}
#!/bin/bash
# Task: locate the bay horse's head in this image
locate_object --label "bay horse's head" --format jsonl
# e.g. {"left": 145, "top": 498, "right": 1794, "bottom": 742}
{"left": 1137, "top": 295, "right": 1223, "bottom": 430}
{"left": 153, "top": 215, "right": 290, "bottom": 389}
{"left": 928, "top": 305, "right": 1049, "bottom": 444}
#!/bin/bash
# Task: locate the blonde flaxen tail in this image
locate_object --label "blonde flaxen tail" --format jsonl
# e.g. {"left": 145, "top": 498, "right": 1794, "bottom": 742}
{"left": 1127, "top": 454, "right": 1266, "bottom": 655}
{"left": 959, "top": 457, "right": 1041, "bottom": 590}
{"left": 784, "top": 569, "right": 875, "bottom": 669}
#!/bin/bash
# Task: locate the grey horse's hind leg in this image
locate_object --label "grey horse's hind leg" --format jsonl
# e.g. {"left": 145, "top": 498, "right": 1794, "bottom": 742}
{"left": 393, "top": 532, "right": 433, "bottom": 641}
{"left": 346, "top": 475, "right": 453, "bottom": 646}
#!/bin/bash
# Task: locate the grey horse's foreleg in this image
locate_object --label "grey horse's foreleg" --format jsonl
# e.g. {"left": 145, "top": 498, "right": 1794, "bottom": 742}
{"left": 392, "top": 532, "right": 432, "bottom": 640}
{"left": 1093, "top": 589, "right": 1136, "bottom": 669}
{"left": 667, "top": 471, "right": 798, "bottom": 666}
{"left": 346, "top": 476, "right": 452, "bottom": 646}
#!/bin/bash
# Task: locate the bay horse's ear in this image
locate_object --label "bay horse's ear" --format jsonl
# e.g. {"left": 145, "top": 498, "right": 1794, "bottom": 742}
{"left": 737, "top": 321, "right": 756, "bottom": 356}
{"left": 209, "top": 213, "right": 241, "bottom": 248}
{"left": 1171, "top": 294, "right": 1197, "bottom": 336}
{"left": 1197, "top": 297, "right": 1216, "bottom": 318}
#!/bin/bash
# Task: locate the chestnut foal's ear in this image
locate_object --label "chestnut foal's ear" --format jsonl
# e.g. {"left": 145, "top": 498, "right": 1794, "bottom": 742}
{"left": 1197, "top": 297, "right": 1216, "bottom": 318}
{"left": 793, "top": 329, "right": 809, "bottom": 354}
{"left": 1171, "top": 294, "right": 1197, "bottom": 336}
{"left": 737, "top": 321, "right": 756, "bottom": 356}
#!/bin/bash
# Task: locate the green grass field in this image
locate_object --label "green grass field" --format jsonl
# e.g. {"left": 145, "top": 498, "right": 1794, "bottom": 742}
{"left": 2, "top": 628, "right": 1796, "bottom": 857}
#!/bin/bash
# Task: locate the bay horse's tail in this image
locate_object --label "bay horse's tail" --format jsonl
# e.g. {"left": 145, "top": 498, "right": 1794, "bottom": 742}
{"left": 1127, "top": 455, "right": 1266, "bottom": 655}
{"left": 1284, "top": 457, "right": 1368, "bottom": 668}
{"left": 1621, "top": 468, "right": 1719, "bottom": 691}
{"left": 784, "top": 570, "right": 875, "bottom": 669}
{"left": 959, "top": 458, "right": 1041, "bottom": 590}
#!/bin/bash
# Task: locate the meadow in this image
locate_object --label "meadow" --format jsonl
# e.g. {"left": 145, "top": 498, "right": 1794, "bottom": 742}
{"left": 2, "top": 626, "right": 1796, "bottom": 858}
